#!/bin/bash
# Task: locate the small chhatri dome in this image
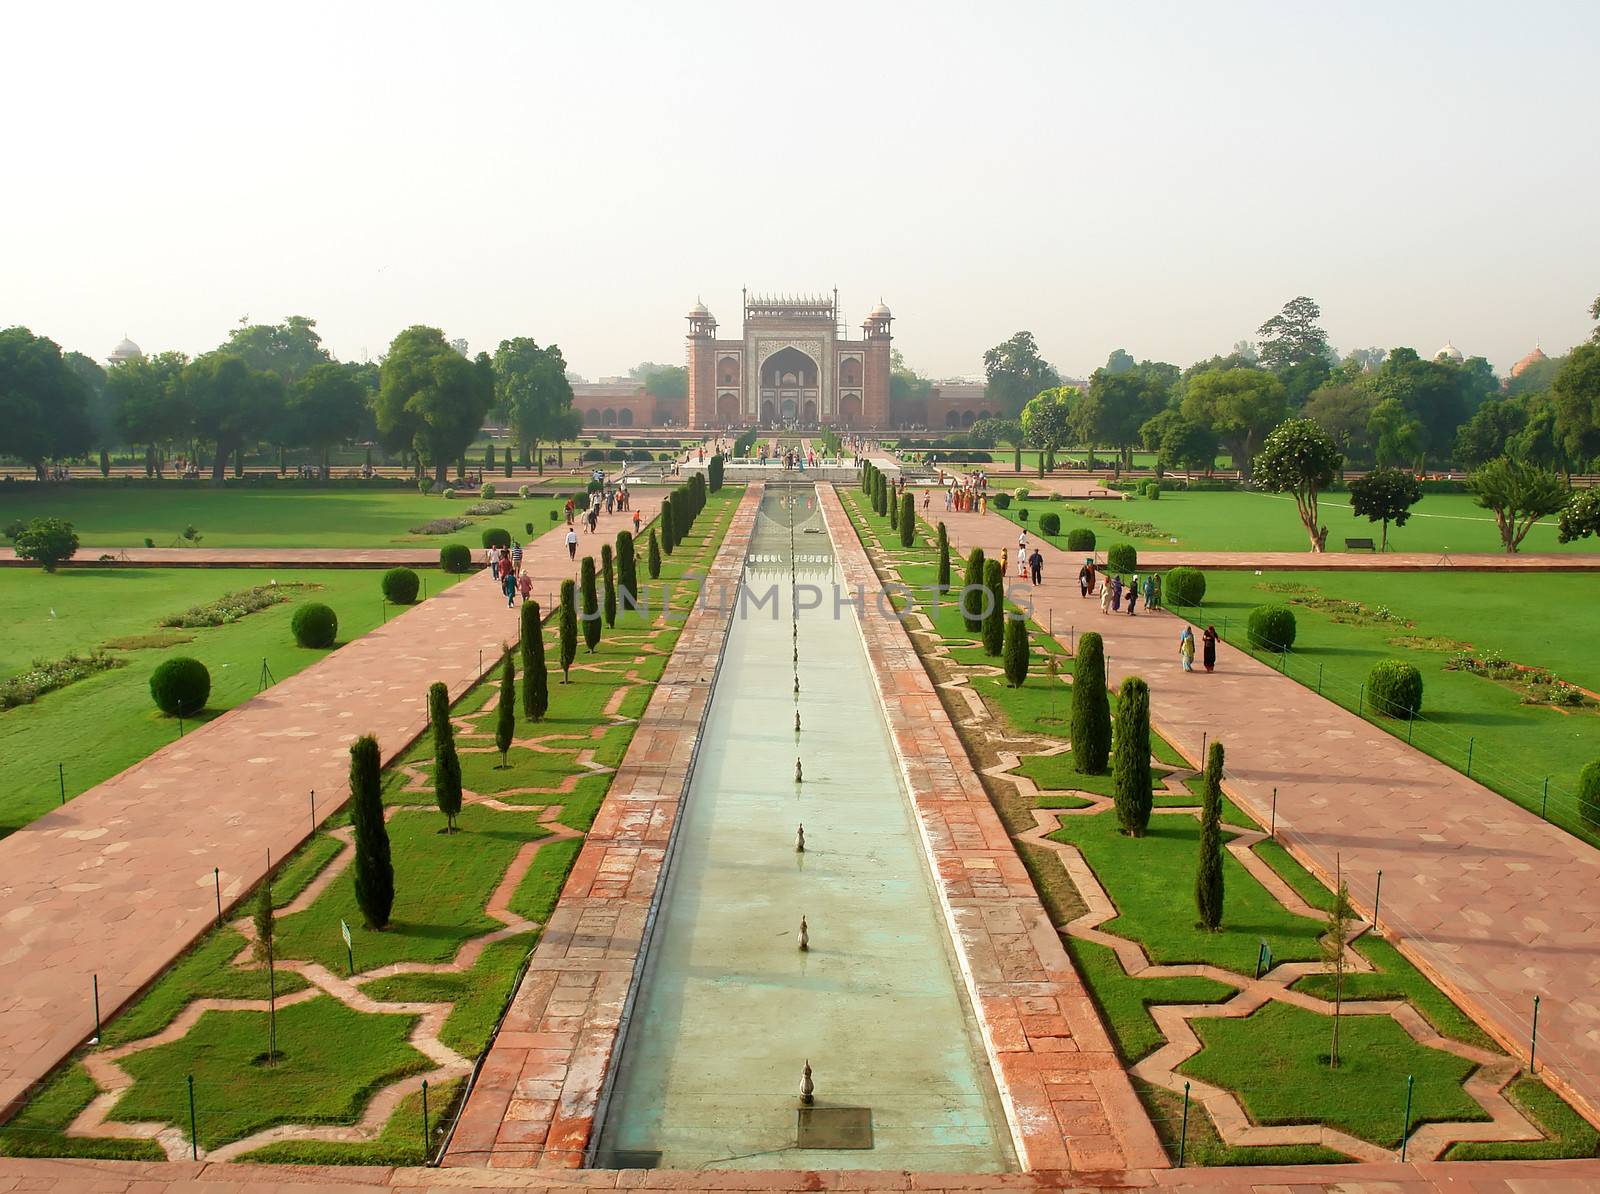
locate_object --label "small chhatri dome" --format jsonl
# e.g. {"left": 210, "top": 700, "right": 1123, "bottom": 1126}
{"left": 1435, "top": 340, "right": 1463, "bottom": 363}
{"left": 687, "top": 300, "right": 709, "bottom": 318}
{"left": 108, "top": 336, "right": 143, "bottom": 364}
{"left": 869, "top": 301, "right": 891, "bottom": 319}
{"left": 1511, "top": 344, "right": 1549, "bottom": 378}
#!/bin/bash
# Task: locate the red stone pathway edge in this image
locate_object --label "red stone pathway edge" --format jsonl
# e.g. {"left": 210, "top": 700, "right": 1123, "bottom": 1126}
{"left": 818, "top": 485, "right": 1167, "bottom": 1174}
{"left": 442, "top": 485, "right": 763, "bottom": 1169}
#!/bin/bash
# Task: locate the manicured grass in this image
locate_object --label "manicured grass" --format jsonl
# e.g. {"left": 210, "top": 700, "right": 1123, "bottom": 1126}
{"left": 0, "top": 1063, "right": 164, "bottom": 1160}
{"left": 988, "top": 488, "right": 1600, "bottom": 555}
{"left": 237, "top": 1077, "right": 461, "bottom": 1166}
{"left": 1064, "top": 936, "right": 1236, "bottom": 1063}
{"left": 0, "top": 567, "right": 458, "bottom": 834}
{"left": 1445, "top": 1076, "right": 1600, "bottom": 1160}
{"left": 1137, "top": 1079, "right": 1351, "bottom": 1166}
{"left": 1293, "top": 937, "right": 1495, "bottom": 1050}
{"left": 510, "top": 838, "right": 584, "bottom": 923}
{"left": 362, "top": 935, "right": 536, "bottom": 1057}
{"left": 0, "top": 487, "right": 570, "bottom": 548}
{"left": 1173, "top": 571, "right": 1600, "bottom": 844}
{"left": 1179, "top": 1000, "right": 1487, "bottom": 1148}
{"left": 114, "top": 996, "right": 429, "bottom": 1150}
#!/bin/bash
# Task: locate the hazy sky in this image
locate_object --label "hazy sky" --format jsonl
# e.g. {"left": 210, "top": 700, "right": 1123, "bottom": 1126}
{"left": 5, "top": 1, "right": 1596, "bottom": 382}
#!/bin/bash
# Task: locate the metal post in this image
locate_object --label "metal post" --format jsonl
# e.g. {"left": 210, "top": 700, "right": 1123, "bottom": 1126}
{"left": 58, "top": 762, "right": 66, "bottom": 806}
{"left": 1200, "top": 732, "right": 1207, "bottom": 764}
{"left": 187, "top": 1074, "right": 198, "bottom": 1160}
{"left": 1270, "top": 787, "right": 1278, "bottom": 838}
{"left": 93, "top": 974, "right": 100, "bottom": 1041}
{"left": 1373, "top": 870, "right": 1382, "bottom": 932}
{"left": 1316, "top": 664, "right": 1323, "bottom": 696}
{"left": 310, "top": 789, "right": 316, "bottom": 832}
{"left": 1541, "top": 777, "right": 1549, "bottom": 819}
{"left": 1178, "top": 1081, "right": 1190, "bottom": 1168}
{"left": 1466, "top": 737, "right": 1475, "bottom": 777}
{"left": 214, "top": 867, "right": 222, "bottom": 927}
{"left": 1357, "top": 684, "right": 1363, "bottom": 717}
{"left": 1529, "top": 995, "right": 1540, "bottom": 1073}
{"left": 1407, "top": 714, "right": 1414, "bottom": 744}
{"left": 421, "top": 1078, "right": 430, "bottom": 1158}
{"left": 1398, "top": 1074, "right": 1414, "bottom": 1161}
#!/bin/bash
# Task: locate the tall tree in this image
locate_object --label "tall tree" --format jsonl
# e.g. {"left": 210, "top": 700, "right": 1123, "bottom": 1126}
{"left": 1179, "top": 367, "right": 1287, "bottom": 479}
{"left": 601, "top": 543, "right": 617, "bottom": 627}
{"left": 0, "top": 327, "right": 94, "bottom": 477}
{"left": 376, "top": 326, "right": 494, "bottom": 483}
{"left": 1256, "top": 296, "right": 1329, "bottom": 372}
{"left": 1086, "top": 365, "right": 1172, "bottom": 468}
{"left": 1104, "top": 348, "right": 1136, "bottom": 375}
{"left": 961, "top": 548, "right": 986, "bottom": 633}
{"left": 1322, "top": 858, "right": 1355, "bottom": 1068}
{"left": 983, "top": 331, "right": 1061, "bottom": 417}
{"left": 252, "top": 869, "right": 279, "bottom": 1062}
{"left": 108, "top": 351, "right": 189, "bottom": 474}
{"left": 1003, "top": 616, "right": 1029, "bottom": 688}
{"left": 616, "top": 530, "right": 638, "bottom": 609}
{"left": 496, "top": 651, "right": 515, "bottom": 767}
{"left": 1070, "top": 633, "right": 1111, "bottom": 774}
{"left": 1020, "top": 386, "right": 1077, "bottom": 469}
{"left": 981, "top": 559, "right": 1004, "bottom": 656}
{"left": 1111, "top": 676, "right": 1153, "bottom": 836}
{"left": 1347, "top": 468, "right": 1423, "bottom": 551}
{"left": 1454, "top": 398, "right": 1529, "bottom": 469}
{"left": 428, "top": 682, "right": 462, "bottom": 831}
{"left": 1366, "top": 398, "right": 1424, "bottom": 469}
{"left": 1303, "top": 382, "right": 1377, "bottom": 461}
{"left": 1551, "top": 342, "right": 1600, "bottom": 467}
{"left": 223, "top": 315, "right": 331, "bottom": 386}
{"left": 558, "top": 578, "right": 578, "bottom": 681}
{"left": 1252, "top": 418, "right": 1345, "bottom": 551}
{"left": 520, "top": 600, "right": 549, "bottom": 719}
{"left": 936, "top": 522, "right": 951, "bottom": 590}
{"left": 349, "top": 734, "right": 394, "bottom": 929}
{"left": 1467, "top": 456, "right": 1569, "bottom": 553}
{"left": 495, "top": 338, "right": 575, "bottom": 472}
{"left": 1140, "top": 409, "right": 1217, "bottom": 473}
{"left": 183, "top": 352, "right": 285, "bottom": 480}
{"left": 285, "top": 362, "right": 367, "bottom": 476}
{"left": 1195, "top": 741, "right": 1225, "bottom": 931}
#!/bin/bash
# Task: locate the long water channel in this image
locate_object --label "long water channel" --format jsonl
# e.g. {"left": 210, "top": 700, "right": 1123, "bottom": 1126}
{"left": 594, "top": 484, "right": 1013, "bottom": 1171}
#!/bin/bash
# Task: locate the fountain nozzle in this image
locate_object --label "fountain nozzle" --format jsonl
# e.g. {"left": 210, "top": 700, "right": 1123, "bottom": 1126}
{"left": 794, "top": 710, "right": 801, "bottom": 733}
{"left": 798, "top": 916, "right": 810, "bottom": 952}
{"left": 794, "top": 758, "right": 803, "bottom": 784}
{"left": 795, "top": 823, "right": 805, "bottom": 852}
{"left": 800, "top": 1059, "right": 815, "bottom": 1105}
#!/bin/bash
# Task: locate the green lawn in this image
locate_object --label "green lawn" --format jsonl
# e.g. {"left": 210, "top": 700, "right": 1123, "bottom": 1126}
{"left": 1170, "top": 570, "right": 1600, "bottom": 842}
{"left": 0, "top": 487, "right": 572, "bottom": 548}
{"left": 0, "top": 567, "right": 461, "bottom": 833}
{"left": 989, "top": 489, "right": 1600, "bottom": 556}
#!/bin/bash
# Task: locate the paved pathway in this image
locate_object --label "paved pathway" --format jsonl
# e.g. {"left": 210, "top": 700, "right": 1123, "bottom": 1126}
{"left": 0, "top": 505, "right": 654, "bottom": 1119}
{"left": 932, "top": 505, "right": 1600, "bottom": 1124}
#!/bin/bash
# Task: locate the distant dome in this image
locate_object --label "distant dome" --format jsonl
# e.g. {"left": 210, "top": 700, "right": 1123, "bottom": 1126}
{"left": 1511, "top": 345, "right": 1549, "bottom": 378}
{"left": 687, "top": 301, "right": 709, "bottom": 318}
{"left": 108, "top": 336, "right": 143, "bottom": 364}
{"left": 1435, "top": 340, "right": 1463, "bottom": 363}
{"left": 869, "top": 302, "right": 891, "bottom": 319}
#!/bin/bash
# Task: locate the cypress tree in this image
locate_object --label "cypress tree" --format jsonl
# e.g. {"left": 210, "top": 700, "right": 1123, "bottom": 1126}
{"left": 1196, "top": 740, "right": 1225, "bottom": 931}
{"left": 252, "top": 867, "right": 278, "bottom": 1062}
{"left": 496, "top": 650, "right": 515, "bottom": 767}
{"left": 1112, "top": 675, "right": 1153, "bottom": 837}
{"left": 661, "top": 495, "right": 676, "bottom": 553}
{"left": 601, "top": 543, "right": 616, "bottom": 627}
{"left": 1003, "top": 615, "right": 1029, "bottom": 688}
{"left": 1070, "top": 632, "right": 1112, "bottom": 774}
{"left": 647, "top": 528, "right": 662, "bottom": 579}
{"left": 429, "top": 681, "right": 462, "bottom": 830}
{"left": 616, "top": 530, "right": 637, "bottom": 612}
{"left": 888, "top": 480, "right": 899, "bottom": 530}
{"left": 982, "top": 559, "right": 1005, "bottom": 656}
{"left": 937, "top": 522, "right": 951, "bottom": 591}
{"left": 521, "top": 602, "right": 548, "bottom": 720}
{"left": 961, "top": 548, "right": 986, "bottom": 633}
{"left": 709, "top": 454, "right": 723, "bottom": 491}
{"left": 559, "top": 579, "right": 577, "bottom": 682}
{"left": 899, "top": 493, "right": 916, "bottom": 547}
{"left": 349, "top": 734, "right": 393, "bottom": 929}
{"left": 580, "top": 556, "right": 600, "bottom": 651}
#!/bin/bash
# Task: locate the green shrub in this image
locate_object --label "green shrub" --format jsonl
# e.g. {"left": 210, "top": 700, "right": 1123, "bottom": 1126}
{"left": 1164, "top": 566, "right": 1206, "bottom": 607}
{"left": 291, "top": 602, "right": 338, "bottom": 648}
{"left": 982, "top": 560, "right": 1004, "bottom": 656}
{"left": 1247, "top": 604, "right": 1297, "bottom": 652}
{"left": 439, "top": 543, "right": 472, "bottom": 573}
{"left": 899, "top": 493, "right": 916, "bottom": 547}
{"left": 1003, "top": 617, "right": 1029, "bottom": 688}
{"left": 1106, "top": 543, "right": 1137, "bottom": 572}
{"left": 1367, "top": 659, "right": 1423, "bottom": 718}
{"left": 518, "top": 485, "right": 530, "bottom": 499}
{"left": 1112, "top": 676, "right": 1153, "bottom": 836}
{"left": 1071, "top": 633, "right": 1111, "bottom": 774}
{"left": 1067, "top": 528, "right": 1096, "bottom": 553}
{"left": 418, "top": 477, "right": 433, "bottom": 494}
{"left": 481, "top": 527, "right": 511, "bottom": 549}
{"left": 1014, "top": 487, "right": 1030, "bottom": 501}
{"left": 1017, "top": 507, "right": 1029, "bottom": 522}
{"left": 149, "top": 656, "right": 210, "bottom": 716}
{"left": 1147, "top": 485, "right": 1161, "bottom": 501}
{"left": 1038, "top": 512, "right": 1061, "bottom": 536}
{"left": 381, "top": 567, "right": 420, "bottom": 605}
{"left": 479, "top": 482, "right": 495, "bottom": 499}
{"left": 11, "top": 517, "right": 79, "bottom": 571}
{"left": 992, "top": 493, "right": 1012, "bottom": 510}
{"left": 1580, "top": 762, "right": 1600, "bottom": 826}
{"left": 441, "top": 487, "right": 454, "bottom": 500}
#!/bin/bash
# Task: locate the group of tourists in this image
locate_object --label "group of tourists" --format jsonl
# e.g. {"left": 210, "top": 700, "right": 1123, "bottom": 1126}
{"left": 486, "top": 541, "right": 533, "bottom": 608}
{"left": 944, "top": 478, "right": 987, "bottom": 514}
{"left": 1092, "top": 571, "right": 1161, "bottom": 617}
{"left": 1178, "top": 624, "right": 1219, "bottom": 672}
{"left": 997, "top": 527, "right": 1046, "bottom": 586}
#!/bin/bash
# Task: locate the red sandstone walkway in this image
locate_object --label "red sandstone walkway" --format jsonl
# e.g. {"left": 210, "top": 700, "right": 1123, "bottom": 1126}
{"left": 932, "top": 504, "right": 1600, "bottom": 1124}
{"left": 0, "top": 505, "right": 654, "bottom": 1119}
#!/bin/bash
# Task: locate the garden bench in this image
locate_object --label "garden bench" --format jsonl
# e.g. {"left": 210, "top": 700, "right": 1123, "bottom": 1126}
{"left": 1344, "top": 537, "right": 1377, "bottom": 551}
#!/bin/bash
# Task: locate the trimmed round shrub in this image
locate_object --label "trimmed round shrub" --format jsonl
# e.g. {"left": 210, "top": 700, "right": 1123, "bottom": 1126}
{"left": 1014, "top": 487, "right": 1030, "bottom": 501}
{"left": 992, "top": 493, "right": 1011, "bottom": 510}
{"left": 382, "top": 567, "right": 420, "bottom": 605}
{"left": 549, "top": 510, "right": 560, "bottom": 521}
{"left": 441, "top": 487, "right": 455, "bottom": 500}
{"left": 1579, "top": 761, "right": 1600, "bottom": 827}
{"left": 1067, "top": 528, "right": 1096, "bottom": 553}
{"left": 1247, "top": 604, "right": 1297, "bottom": 652}
{"left": 1039, "top": 512, "right": 1061, "bottom": 536}
{"left": 418, "top": 477, "right": 434, "bottom": 494}
{"left": 291, "top": 602, "right": 338, "bottom": 648}
{"left": 1106, "top": 543, "right": 1137, "bottom": 573}
{"left": 440, "top": 543, "right": 472, "bottom": 573}
{"left": 149, "top": 656, "right": 210, "bottom": 716}
{"left": 525, "top": 521, "right": 534, "bottom": 534}
{"left": 479, "top": 482, "right": 496, "bottom": 499}
{"left": 1147, "top": 485, "right": 1161, "bottom": 501}
{"left": 1164, "top": 566, "right": 1206, "bottom": 607}
{"left": 1017, "top": 507, "right": 1029, "bottom": 522}
{"left": 518, "top": 485, "right": 530, "bottom": 499}
{"left": 1367, "top": 659, "right": 1423, "bottom": 718}
{"left": 481, "top": 527, "right": 511, "bottom": 549}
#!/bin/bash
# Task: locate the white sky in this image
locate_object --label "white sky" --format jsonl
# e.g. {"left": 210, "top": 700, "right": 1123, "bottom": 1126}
{"left": 3, "top": 0, "right": 1596, "bottom": 381}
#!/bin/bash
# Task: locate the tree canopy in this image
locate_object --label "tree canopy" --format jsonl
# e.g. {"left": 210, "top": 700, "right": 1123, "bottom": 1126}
{"left": 1180, "top": 367, "right": 1287, "bottom": 478}
{"left": 495, "top": 338, "right": 574, "bottom": 471}
{"left": 0, "top": 327, "right": 93, "bottom": 477}
{"left": 1256, "top": 296, "right": 1330, "bottom": 372}
{"left": 376, "top": 326, "right": 494, "bottom": 481}
{"left": 983, "top": 331, "right": 1060, "bottom": 417}
{"left": 1467, "top": 456, "right": 1569, "bottom": 553}
{"left": 183, "top": 352, "right": 285, "bottom": 480}
{"left": 1252, "top": 417, "right": 1344, "bottom": 550}
{"left": 1347, "top": 467, "right": 1423, "bottom": 551}
{"left": 223, "top": 315, "right": 331, "bottom": 386}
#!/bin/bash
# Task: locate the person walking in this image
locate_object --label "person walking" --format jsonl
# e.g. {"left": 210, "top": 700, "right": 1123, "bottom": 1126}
{"left": 1078, "top": 558, "right": 1093, "bottom": 598}
{"left": 1142, "top": 573, "right": 1154, "bottom": 610}
{"left": 518, "top": 570, "right": 532, "bottom": 604}
{"left": 566, "top": 527, "right": 578, "bottom": 561}
{"left": 1109, "top": 574, "right": 1123, "bottom": 611}
{"left": 1017, "top": 549, "right": 1028, "bottom": 581}
{"left": 1029, "top": 548, "right": 1043, "bottom": 586}
{"left": 1000, "top": 547, "right": 1009, "bottom": 578}
{"left": 1125, "top": 576, "right": 1139, "bottom": 615}
{"left": 1099, "top": 577, "right": 1113, "bottom": 615}
{"left": 1202, "top": 625, "right": 1219, "bottom": 672}
{"left": 565, "top": 499, "right": 575, "bottom": 527}
{"left": 511, "top": 540, "right": 523, "bottom": 573}
{"left": 501, "top": 567, "right": 517, "bottom": 608}
{"left": 632, "top": 509, "right": 642, "bottom": 534}
{"left": 1149, "top": 572, "right": 1161, "bottom": 610}
{"left": 1179, "top": 626, "right": 1196, "bottom": 671}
